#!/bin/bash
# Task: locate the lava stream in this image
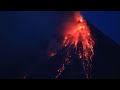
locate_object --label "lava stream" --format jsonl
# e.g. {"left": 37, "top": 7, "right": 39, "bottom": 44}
{"left": 49, "top": 11, "right": 95, "bottom": 79}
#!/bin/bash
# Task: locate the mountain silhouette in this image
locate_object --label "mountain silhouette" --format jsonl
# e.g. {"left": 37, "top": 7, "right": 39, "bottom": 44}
{"left": 88, "top": 22, "right": 120, "bottom": 79}
{"left": 43, "top": 22, "right": 120, "bottom": 79}
{"left": 26, "top": 21, "right": 120, "bottom": 79}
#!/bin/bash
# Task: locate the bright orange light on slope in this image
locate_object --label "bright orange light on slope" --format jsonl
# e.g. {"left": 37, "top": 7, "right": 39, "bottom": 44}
{"left": 49, "top": 11, "right": 95, "bottom": 79}
{"left": 63, "top": 11, "right": 95, "bottom": 61}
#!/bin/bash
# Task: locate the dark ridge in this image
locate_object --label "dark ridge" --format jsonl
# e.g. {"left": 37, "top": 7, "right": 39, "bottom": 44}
{"left": 88, "top": 22, "right": 120, "bottom": 79}
{"left": 29, "top": 21, "right": 120, "bottom": 79}
{"left": 43, "top": 21, "right": 120, "bottom": 79}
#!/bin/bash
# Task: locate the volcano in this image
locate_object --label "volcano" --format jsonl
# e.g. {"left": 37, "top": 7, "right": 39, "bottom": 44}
{"left": 44, "top": 21, "right": 120, "bottom": 79}
{"left": 27, "top": 20, "right": 120, "bottom": 79}
{"left": 1, "top": 12, "right": 120, "bottom": 79}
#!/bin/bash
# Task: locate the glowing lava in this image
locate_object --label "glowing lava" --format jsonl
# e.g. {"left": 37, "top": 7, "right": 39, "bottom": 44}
{"left": 49, "top": 11, "right": 95, "bottom": 79}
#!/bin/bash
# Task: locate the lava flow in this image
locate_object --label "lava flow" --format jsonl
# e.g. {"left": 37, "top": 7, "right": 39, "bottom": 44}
{"left": 49, "top": 11, "right": 95, "bottom": 79}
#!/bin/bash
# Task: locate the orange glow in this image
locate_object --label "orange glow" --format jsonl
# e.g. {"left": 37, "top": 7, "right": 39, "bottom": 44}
{"left": 63, "top": 12, "right": 95, "bottom": 61}
{"left": 50, "top": 11, "right": 95, "bottom": 79}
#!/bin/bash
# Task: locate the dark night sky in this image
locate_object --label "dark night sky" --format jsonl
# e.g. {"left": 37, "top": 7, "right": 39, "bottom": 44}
{"left": 81, "top": 11, "right": 120, "bottom": 45}
{"left": 0, "top": 11, "right": 120, "bottom": 79}
{"left": 1, "top": 11, "right": 120, "bottom": 49}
